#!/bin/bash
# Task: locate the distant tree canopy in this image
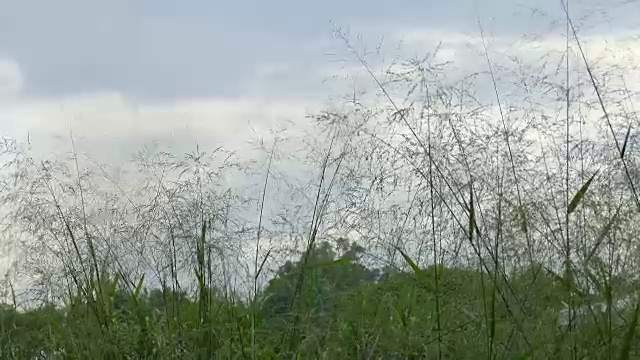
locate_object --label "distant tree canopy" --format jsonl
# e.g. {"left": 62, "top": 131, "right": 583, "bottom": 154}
{"left": 0, "top": 239, "right": 638, "bottom": 359}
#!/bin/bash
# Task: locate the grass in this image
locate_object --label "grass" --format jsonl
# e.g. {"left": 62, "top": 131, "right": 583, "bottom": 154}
{"left": 0, "top": 4, "right": 639, "bottom": 359}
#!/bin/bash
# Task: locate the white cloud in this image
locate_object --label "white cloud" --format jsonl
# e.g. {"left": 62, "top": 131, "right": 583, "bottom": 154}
{"left": 0, "top": 92, "right": 320, "bottom": 165}
{"left": 1, "top": 24, "right": 638, "bottom": 167}
{"left": 393, "top": 27, "right": 640, "bottom": 71}
{"left": 0, "top": 58, "right": 24, "bottom": 98}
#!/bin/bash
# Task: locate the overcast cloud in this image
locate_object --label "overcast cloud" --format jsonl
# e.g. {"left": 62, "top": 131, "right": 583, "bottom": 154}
{"left": 0, "top": 0, "right": 637, "bottom": 162}
{"left": 0, "top": 0, "right": 639, "bottom": 299}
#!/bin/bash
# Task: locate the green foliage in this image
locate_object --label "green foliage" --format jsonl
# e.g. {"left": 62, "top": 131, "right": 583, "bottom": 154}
{"left": 1, "top": 239, "right": 639, "bottom": 358}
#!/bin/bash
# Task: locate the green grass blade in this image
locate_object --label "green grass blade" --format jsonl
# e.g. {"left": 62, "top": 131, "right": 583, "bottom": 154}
{"left": 586, "top": 203, "right": 622, "bottom": 263}
{"left": 256, "top": 248, "right": 272, "bottom": 279}
{"left": 398, "top": 248, "right": 434, "bottom": 293}
{"left": 134, "top": 274, "right": 145, "bottom": 300}
{"left": 619, "top": 298, "right": 640, "bottom": 360}
{"left": 621, "top": 123, "right": 632, "bottom": 159}
{"left": 568, "top": 170, "right": 599, "bottom": 215}
{"left": 469, "top": 188, "right": 475, "bottom": 241}
{"left": 110, "top": 273, "right": 120, "bottom": 296}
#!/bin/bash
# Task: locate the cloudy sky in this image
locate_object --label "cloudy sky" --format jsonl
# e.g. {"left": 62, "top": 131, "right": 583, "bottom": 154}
{"left": 0, "top": 0, "right": 637, "bottom": 163}
{"left": 0, "top": 0, "right": 638, "bottom": 296}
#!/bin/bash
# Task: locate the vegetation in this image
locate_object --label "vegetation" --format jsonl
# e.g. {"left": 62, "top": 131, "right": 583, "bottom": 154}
{"left": 0, "top": 240, "right": 638, "bottom": 358}
{"left": 1, "top": 3, "right": 640, "bottom": 359}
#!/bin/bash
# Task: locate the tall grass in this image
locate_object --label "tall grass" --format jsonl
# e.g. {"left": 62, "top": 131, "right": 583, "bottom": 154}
{"left": 0, "top": 3, "right": 639, "bottom": 359}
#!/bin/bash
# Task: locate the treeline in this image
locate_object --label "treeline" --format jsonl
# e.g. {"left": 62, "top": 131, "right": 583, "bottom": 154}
{"left": 0, "top": 240, "right": 636, "bottom": 359}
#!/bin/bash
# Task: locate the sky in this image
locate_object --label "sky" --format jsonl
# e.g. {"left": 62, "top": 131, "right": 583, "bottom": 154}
{"left": 0, "top": 0, "right": 638, "bottom": 298}
{"left": 0, "top": 0, "right": 637, "bottom": 166}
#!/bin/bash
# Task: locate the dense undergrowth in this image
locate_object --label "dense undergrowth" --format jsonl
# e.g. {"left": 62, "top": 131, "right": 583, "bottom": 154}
{"left": 1, "top": 240, "right": 636, "bottom": 359}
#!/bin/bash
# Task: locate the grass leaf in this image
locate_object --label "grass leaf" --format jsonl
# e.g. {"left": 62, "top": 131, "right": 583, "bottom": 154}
{"left": 568, "top": 170, "right": 599, "bottom": 215}
{"left": 134, "top": 274, "right": 145, "bottom": 300}
{"left": 110, "top": 273, "right": 120, "bottom": 297}
{"left": 586, "top": 203, "right": 622, "bottom": 263}
{"left": 398, "top": 248, "right": 435, "bottom": 293}
{"left": 621, "top": 123, "right": 632, "bottom": 159}
{"left": 619, "top": 298, "right": 640, "bottom": 360}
